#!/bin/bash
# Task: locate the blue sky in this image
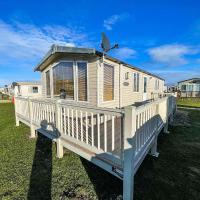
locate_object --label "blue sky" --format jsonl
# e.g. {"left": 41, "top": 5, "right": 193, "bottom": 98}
{"left": 0, "top": 0, "right": 200, "bottom": 86}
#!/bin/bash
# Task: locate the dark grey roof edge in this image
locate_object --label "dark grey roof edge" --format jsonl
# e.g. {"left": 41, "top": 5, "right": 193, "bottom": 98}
{"left": 34, "top": 45, "right": 96, "bottom": 71}
{"left": 34, "top": 45, "right": 164, "bottom": 81}
{"left": 96, "top": 51, "right": 165, "bottom": 81}
{"left": 177, "top": 77, "right": 200, "bottom": 84}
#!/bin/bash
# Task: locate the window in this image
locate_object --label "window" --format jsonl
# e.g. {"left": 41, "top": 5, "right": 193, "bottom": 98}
{"left": 77, "top": 62, "right": 87, "bottom": 101}
{"left": 144, "top": 77, "right": 147, "bottom": 93}
{"left": 103, "top": 64, "right": 114, "bottom": 101}
{"left": 46, "top": 70, "right": 51, "bottom": 96}
{"left": 53, "top": 62, "right": 74, "bottom": 99}
{"left": 181, "top": 85, "right": 186, "bottom": 91}
{"left": 133, "top": 72, "right": 139, "bottom": 92}
{"left": 17, "top": 86, "right": 21, "bottom": 94}
{"left": 32, "top": 87, "right": 38, "bottom": 93}
{"left": 188, "top": 85, "right": 193, "bottom": 91}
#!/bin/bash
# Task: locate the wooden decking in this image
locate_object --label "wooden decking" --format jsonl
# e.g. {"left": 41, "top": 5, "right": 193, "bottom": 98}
{"left": 14, "top": 95, "right": 176, "bottom": 200}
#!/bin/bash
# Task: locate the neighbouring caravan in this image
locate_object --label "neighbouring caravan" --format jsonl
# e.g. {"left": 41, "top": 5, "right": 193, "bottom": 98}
{"left": 12, "top": 81, "right": 42, "bottom": 97}
{"left": 178, "top": 78, "right": 200, "bottom": 97}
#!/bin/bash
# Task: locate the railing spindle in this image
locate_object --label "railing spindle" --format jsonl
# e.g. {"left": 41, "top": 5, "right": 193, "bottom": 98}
{"left": 91, "top": 112, "right": 94, "bottom": 146}
{"left": 104, "top": 115, "right": 107, "bottom": 152}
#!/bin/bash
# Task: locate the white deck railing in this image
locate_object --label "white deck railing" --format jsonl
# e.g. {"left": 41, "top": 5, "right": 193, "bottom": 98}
{"left": 15, "top": 95, "right": 176, "bottom": 200}
{"left": 15, "top": 97, "right": 124, "bottom": 159}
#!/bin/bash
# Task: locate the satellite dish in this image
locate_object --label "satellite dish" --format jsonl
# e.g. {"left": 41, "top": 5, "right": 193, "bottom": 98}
{"left": 101, "top": 32, "right": 119, "bottom": 53}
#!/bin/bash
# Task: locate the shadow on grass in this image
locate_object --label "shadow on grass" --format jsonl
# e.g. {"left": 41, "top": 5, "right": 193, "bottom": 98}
{"left": 27, "top": 133, "right": 52, "bottom": 200}
{"left": 80, "top": 158, "right": 123, "bottom": 199}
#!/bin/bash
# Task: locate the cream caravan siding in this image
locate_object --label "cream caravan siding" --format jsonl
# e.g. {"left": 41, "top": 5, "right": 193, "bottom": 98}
{"left": 120, "top": 65, "right": 143, "bottom": 107}
{"left": 40, "top": 55, "right": 98, "bottom": 106}
{"left": 98, "top": 58, "right": 120, "bottom": 108}
{"left": 119, "top": 64, "right": 164, "bottom": 107}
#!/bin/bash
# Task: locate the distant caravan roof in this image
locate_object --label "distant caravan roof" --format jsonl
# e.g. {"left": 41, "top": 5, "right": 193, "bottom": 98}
{"left": 178, "top": 78, "right": 200, "bottom": 84}
{"left": 34, "top": 45, "right": 164, "bottom": 81}
{"left": 12, "top": 81, "right": 41, "bottom": 86}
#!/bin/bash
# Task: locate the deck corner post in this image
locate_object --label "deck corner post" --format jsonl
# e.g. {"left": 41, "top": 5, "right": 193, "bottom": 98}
{"left": 55, "top": 100, "right": 63, "bottom": 158}
{"left": 28, "top": 97, "right": 36, "bottom": 138}
{"left": 123, "top": 106, "right": 136, "bottom": 200}
{"left": 16, "top": 117, "right": 20, "bottom": 127}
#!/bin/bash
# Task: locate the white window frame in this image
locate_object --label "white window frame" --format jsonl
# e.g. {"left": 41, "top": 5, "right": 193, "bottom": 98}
{"left": 44, "top": 59, "right": 89, "bottom": 102}
{"left": 52, "top": 60, "right": 75, "bottom": 100}
{"left": 132, "top": 72, "right": 140, "bottom": 92}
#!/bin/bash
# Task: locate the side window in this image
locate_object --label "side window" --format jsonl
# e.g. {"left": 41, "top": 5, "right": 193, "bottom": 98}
{"left": 32, "top": 87, "right": 38, "bottom": 93}
{"left": 143, "top": 77, "right": 147, "bottom": 93}
{"left": 133, "top": 72, "right": 139, "bottom": 92}
{"left": 103, "top": 64, "right": 114, "bottom": 101}
{"left": 181, "top": 85, "right": 186, "bottom": 91}
{"left": 155, "top": 79, "right": 159, "bottom": 90}
{"left": 46, "top": 70, "right": 51, "bottom": 96}
{"left": 77, "top": 62, "right": 87, "bottom": 101}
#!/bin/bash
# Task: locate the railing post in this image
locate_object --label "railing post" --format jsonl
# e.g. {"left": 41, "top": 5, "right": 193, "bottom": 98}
{"left": 123, "top": 106, "right": 136, "bottom": 200}
{"left": 163, "top": 97, "right": 170, "bottom": 134}
{"left": 55, "top": 100, "right": 64, "bottom": 158}
{"left": 28, "top": 97, "right": 36, "bottom": 138}
{"left": 150, "top": 103, "right": 160, "bottom": 157}
{"left": 14, "top": 97, "right": 20, "bottom": 126}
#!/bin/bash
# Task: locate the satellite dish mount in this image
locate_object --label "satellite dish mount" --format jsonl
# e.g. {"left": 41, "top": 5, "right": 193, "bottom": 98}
{"left": 101, "top": 32, "right": 118, "bottom": 61}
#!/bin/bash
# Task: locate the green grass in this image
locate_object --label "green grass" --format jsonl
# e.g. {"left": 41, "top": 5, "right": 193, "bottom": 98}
{"left": 0, "top": 103, "right": 200, "bottom": 200}
{"left": 177, "top": 97, "right": 200, "bottom": 108}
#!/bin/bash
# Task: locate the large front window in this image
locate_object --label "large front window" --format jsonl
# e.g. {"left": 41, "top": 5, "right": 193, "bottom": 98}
{"left": 53, "top": 62, "right": 74, "bottom": 99}
{"left": 103, "top": 64, "right": 114, "bottom": 101}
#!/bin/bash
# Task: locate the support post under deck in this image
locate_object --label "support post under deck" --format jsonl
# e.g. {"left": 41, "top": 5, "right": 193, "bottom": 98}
{"left": 150, "top": 136, "right": 159, "bottom": 157}
{"left": 56, "top": 138, "right": 64, "bottom": 158}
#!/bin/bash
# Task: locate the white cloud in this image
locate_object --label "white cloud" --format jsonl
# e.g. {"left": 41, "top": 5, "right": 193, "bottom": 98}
{"left": 0, "top": 20, "right": 90, "bottom": 60}
{"left": 147, "top": 44, "right": 198, "bottom": 66}
{"left": 103, "top": 14, "right": 129, "bottom": 30}
{"left": 112, "top": 47, "right": 137, "bottom": 59}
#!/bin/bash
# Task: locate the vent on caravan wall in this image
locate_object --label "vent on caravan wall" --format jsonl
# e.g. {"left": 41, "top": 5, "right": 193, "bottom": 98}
{"left": 101, "top": 32, "right": 119, "bottom": 53}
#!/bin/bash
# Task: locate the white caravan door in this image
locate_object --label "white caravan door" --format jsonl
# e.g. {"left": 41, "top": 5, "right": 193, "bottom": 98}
{"left": 143, "top": 77, "right": 147, "bottom": 101}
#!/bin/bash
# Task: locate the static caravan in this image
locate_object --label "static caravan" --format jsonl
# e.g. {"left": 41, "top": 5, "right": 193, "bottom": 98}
{"left": 3, "top": 84, "right": 13, "bottom": 96}
{"left": 12, "top": 81, "right": 42, "bottom": 97}
{"left": 34, "top": 45, "right": 164, "bottom": 108}
{"left": 178, "top": 78, "right": 200, "bottom": 97}
{"left": 15, "top": 45, "right": 176, "bottom": 200}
